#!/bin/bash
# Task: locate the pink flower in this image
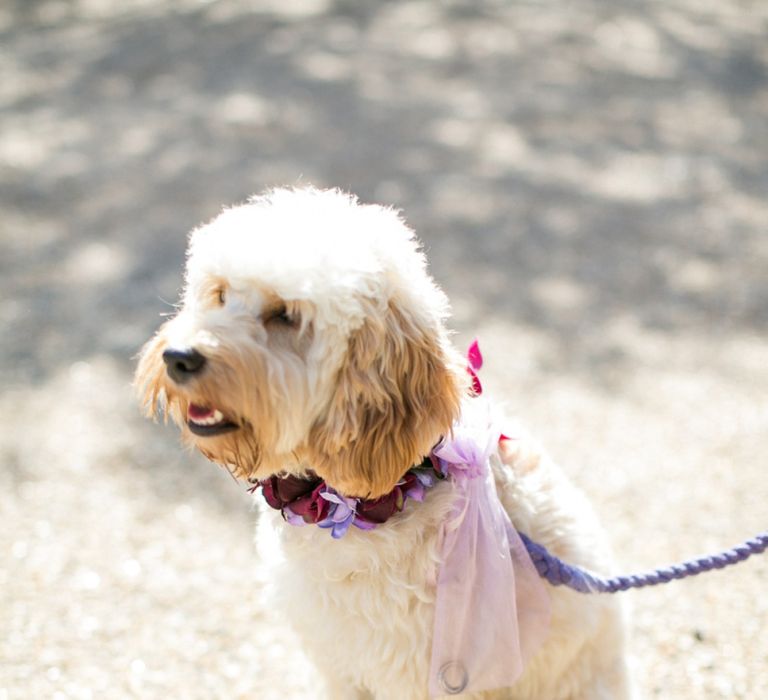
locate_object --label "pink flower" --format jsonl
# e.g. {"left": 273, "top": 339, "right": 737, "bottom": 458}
{"left": 466, "top": 338, "right": 483, "bottom": 395}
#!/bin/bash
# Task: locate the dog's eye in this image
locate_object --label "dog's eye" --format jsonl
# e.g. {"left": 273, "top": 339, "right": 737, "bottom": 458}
{"left": 266, "top": 305, "right": 298, "bottom": 328}
{"left": 217, "top": 288, "right": 226, "bottom": 305}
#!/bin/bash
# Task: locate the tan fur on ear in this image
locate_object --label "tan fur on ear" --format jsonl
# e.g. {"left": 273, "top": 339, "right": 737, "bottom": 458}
{"left": 133, "top": 324, "right": 185, "bottom": 429}
{"left": 134, "top": 328, "right": 173, "bottom": 420}
{"left": 308, "top": 299, "right": 466, "bottom": 498}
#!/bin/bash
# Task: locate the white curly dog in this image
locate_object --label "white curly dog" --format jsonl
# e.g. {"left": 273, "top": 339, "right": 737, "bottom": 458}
{"left": 136, "top": 187, "right": 633, "bottom": 700}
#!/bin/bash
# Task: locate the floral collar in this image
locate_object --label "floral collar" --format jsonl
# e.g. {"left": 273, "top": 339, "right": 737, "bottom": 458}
{"left": 253, "top": 455, "right": 445, "bottom": 539}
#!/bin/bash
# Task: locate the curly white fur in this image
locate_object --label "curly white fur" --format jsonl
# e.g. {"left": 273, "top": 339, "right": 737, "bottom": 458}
{"left": 136, "top": 187, "right": 635, "bottom": 699}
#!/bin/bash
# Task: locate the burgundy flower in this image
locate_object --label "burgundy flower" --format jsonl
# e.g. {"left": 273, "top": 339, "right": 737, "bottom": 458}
{"left": 287, "top": 483, "right": 332, "bottom": 524}
{"left": 261, "top": 473, "right": 321, "bottom": 511}
{"left": 356, "top": 483, "right": 407, "bottom": 525}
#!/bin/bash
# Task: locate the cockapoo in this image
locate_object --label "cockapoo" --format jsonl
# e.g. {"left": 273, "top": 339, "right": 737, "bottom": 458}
{"left": 136, "top": 187, "right": 633, "bottom": 699}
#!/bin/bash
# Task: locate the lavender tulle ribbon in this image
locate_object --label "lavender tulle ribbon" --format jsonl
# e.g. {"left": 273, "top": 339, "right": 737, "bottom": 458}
{"left": 429, "top": 411, "right": 551, "bottom": 696}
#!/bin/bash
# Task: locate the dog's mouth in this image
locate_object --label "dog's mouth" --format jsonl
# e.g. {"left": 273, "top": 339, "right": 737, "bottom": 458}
{"left": 187, "top": 403, "right": 239, "bottom": 437}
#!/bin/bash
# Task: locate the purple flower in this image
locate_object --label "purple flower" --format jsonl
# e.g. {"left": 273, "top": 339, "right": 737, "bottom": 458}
{"left": 405, "top": 481, "right": 426, "bottom": 502}
{"left": 283, "top": 506, "right": 308, "bottom": 527}
{"left": 318, "top": 490, "right": 358, "bottom": 539}
{"left": 413, "top": 467, "right": 439, "bottom": 488}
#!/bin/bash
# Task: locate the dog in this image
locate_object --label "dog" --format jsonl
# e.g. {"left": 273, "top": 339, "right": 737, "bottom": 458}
{"left": 135, "top": 187, "right": 633, "bottom": 699}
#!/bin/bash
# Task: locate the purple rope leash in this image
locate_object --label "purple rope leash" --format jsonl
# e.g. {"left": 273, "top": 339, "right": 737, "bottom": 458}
{"left": 520, "top": 531, "right": 768, "bottom": 593}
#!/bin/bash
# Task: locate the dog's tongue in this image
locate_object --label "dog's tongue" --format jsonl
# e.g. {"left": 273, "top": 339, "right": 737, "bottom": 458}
{"left": 188, "top": 403, "right": 215, "bottom": 420}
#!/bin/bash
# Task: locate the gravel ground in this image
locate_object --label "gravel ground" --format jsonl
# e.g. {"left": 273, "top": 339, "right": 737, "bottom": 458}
{"left": 2, "top": 1, "right": 767, "bottom": 698}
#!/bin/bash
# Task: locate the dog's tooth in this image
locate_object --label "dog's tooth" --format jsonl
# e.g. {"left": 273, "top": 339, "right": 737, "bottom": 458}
{"left": 188, "top": 409, "right": 227, "bottom": 428}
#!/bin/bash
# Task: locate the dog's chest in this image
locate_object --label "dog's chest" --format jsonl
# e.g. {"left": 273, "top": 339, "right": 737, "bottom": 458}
{"left": 255, "top": 485, "right": 457, "bottom": 685}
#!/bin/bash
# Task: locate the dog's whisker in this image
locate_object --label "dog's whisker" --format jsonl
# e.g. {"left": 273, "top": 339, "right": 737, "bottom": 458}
{"left": 223, "top": 464, "right": 239, "bottom": 483}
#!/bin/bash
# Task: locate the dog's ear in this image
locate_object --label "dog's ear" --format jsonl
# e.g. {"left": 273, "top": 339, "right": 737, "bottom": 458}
{"left": 134, "top": 325, "right": 176, "bottom": 422}
{"left": 308, "top": 298, "right": 465, "bottom": 499}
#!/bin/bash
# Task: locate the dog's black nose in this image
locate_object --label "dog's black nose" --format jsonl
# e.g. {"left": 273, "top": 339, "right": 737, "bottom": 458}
{"left": 162, "top": 348, "right": 206, "bottom": 384}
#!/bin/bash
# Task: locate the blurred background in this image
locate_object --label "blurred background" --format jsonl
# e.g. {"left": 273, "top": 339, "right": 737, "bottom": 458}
{"left": 2, "top": 1, "right": 767, "bottom": 698}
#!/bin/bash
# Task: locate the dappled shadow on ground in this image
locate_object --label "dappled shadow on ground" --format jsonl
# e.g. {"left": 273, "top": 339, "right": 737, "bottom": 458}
{"left": 2, "top": 2, "right": 768, "bottom": 698}
{"left": 2, "top": 0, "right": 767, "bottom": 390}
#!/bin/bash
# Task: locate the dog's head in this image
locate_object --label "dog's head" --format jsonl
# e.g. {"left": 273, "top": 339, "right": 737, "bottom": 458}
{"left": 135, "top": 187, "right": 466, "bottom": 497}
